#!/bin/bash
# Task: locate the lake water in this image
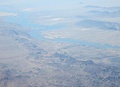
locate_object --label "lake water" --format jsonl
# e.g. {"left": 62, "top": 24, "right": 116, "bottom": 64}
{"left": 5, "top": 14, "right": 120, "bottom": 49}
{"left": 29, "top": 29, "right": 120, "bottom": 49}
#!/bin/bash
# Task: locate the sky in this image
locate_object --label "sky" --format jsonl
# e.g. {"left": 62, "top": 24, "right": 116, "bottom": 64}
{"left": 0, "top": 0, "right": 120, "bottom": 14}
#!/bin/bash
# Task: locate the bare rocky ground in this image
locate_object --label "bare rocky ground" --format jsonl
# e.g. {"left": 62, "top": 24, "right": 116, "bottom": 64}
{"left": 0, "top": 22, "right": 120, "bottom": 87}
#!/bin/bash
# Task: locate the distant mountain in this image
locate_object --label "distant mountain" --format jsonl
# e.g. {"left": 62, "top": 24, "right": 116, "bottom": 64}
{"left": 76, "top": 20, "right": 120, "bottom": 30}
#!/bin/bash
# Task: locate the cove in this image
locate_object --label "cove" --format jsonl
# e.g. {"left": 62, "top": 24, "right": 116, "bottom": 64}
{"left": 29, "top": 29, "right": 120, "bottom": 49}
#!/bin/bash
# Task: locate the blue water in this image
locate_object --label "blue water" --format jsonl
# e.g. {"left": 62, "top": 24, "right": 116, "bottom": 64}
{"left": 55, "top": 38, "right": 120, "bottom": 49}
{"left": 4, "top": 11, "right": 120, "bottom": 49}
{"left": 29, "top": 29, "right": 120, "bottom": 49}
{"left": 29, "top": 30, "right": 46, "bottom": 40}
{"left": 5, "top": 14, "right": 39, "bottom": 28}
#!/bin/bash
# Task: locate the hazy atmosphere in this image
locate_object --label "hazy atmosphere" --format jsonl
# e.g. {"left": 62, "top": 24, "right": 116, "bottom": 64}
{"left": 0, "top": 0, "right": 120, "bottom": 87}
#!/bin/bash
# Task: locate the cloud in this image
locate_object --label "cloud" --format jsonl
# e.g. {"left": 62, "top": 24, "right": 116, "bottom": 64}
{"left": 85, "top": 5, "right": 101, "bottom": 8}
{"left": 52, "top": 18, "right": 64, "bottom": 21}
{"left": 0, "top": 12, "right": 17, "bottom": 16}
{"left": 22, "top": 8, "right": 35, "bottom": 12}
{"left": 37, "top": 16, "right": 52, "bottom": 18}
{"left": 85, "top": 5, "right": 120, "bottom": 11}
{"left": 32, "top": 16, "right": 65, "bottom": 25}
